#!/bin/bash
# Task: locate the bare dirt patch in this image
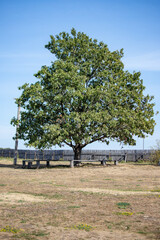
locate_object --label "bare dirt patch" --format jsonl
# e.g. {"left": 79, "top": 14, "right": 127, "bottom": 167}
{"left": 62, "top": 187, "right": 160, "bottom": 195}
{"left": 0, "top": 192, "right": 61, "bottom": 205}
{"left": 0, "top": 159, "right": 160, "bottom": 239}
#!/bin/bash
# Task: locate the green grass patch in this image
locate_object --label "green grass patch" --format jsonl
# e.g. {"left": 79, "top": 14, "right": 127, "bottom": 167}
{"left": 14, "top": 232, "right": 35, "bottom": 240}
{"left": 72, "top": 223, "right": 93, "bottom": 231}
{"left": 116, "top": 202, "right": 130, "bottom": 209}
{"left": 20, "top": 219, "right": 27, "bottom": 223}
{"left": 107, "top": 225, "right": 112, "bottom": 229}
{"left": 15, "top": 230, "right": 48, "bottom": 239}
{"left": 151, "top": 189, "right": 160, "bottom": 192}
{"left": 31, "top": 231, "right": 48, "bottom": 237}
{"left": 52, "top": 193, "right": 63, "bottom": 199}
{"left": 0, "top": 184, "right": 6, "bottom": 186}
{"left": 18, "top": 200, "right": 25, "bottom": 203}
{"left": 137, "top": 212, "right": 144, "bottom": 214}
{"left": 68, "top": 206, "right": 80, "bottom": 209}
{"left": 80, "top": 179, "right": 89, "bottom": 182}
{"left": 137, "top": 231, "right": 148, "bottom": 235}
{"left": 77, "top": 190, "right": 107, "bottom": 197}
{"left": 133, "top": 160, "right": 153, "bottom": 165}
{"left": 33, "top": 193, "right": 62, "bottom": 199}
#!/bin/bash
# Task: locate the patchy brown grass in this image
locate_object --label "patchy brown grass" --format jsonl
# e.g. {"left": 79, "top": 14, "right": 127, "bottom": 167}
{"left": 0, "top": 158, "right": 160, "bottom": 239}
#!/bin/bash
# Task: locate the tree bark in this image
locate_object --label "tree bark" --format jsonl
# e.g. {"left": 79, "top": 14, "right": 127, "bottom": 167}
{"left": 14, "top": 103, "right": 21, "bottom": 165}
{"left": 73, "top": 145, "right": 82, "bottom": 166}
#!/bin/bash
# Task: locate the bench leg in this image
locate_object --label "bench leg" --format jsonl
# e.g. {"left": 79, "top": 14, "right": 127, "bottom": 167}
{"left": 102, "top": 160, "right": 106, "bottom": 166}
{"left": 114, "top": 160, "right": 118, "bottom": 165}
{"left": 36, "top": 160, "right": 40, "bottom": 169}
{"left": 22, "top": 160, "right": 26, "bottom": 168}
{"left": 28, "top": 162, "right": 32, "bottom": 169}
{"left": 70, "top": 160, "right": 74, "bottom": 168}
{"left": 124, "top": 154, "right": 127, "bottom": 163}
{"left": 100, "top": 160, "right": 106, "bottom": 166}
{"left": 46, "top": 161, "right": 50, "bottom": 167}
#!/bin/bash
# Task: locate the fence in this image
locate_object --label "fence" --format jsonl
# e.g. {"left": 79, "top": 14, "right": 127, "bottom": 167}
{"left": 0, "top": 149, "right": 153, "bottom": 162}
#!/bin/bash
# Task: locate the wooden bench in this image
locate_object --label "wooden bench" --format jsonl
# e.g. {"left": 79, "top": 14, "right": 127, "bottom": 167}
{"left": 22, "top": 159, "right": 107, "bottom": 168}
{"left": 22, "top": 159, "right": 51, "bottom": 169}
{"left": 69, "top": 159, "right": 107, "bottom": 168}
{"left": 22, "top": 153, "right": 127, "bottom": 168}
{"left": 111, "top": 153, "right": 127, "bottom": 165}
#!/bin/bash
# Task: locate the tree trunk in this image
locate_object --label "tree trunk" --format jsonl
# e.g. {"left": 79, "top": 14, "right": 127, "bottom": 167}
{"left": 73, "top": 145, "right": 82, "bottom": 166}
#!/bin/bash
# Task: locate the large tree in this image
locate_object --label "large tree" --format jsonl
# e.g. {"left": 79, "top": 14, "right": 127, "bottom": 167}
{"left": 11, "top": 28, "right": 156, "bottom": 160}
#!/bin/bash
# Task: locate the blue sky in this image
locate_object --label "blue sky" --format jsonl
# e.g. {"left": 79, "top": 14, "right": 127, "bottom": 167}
{"left": 0, "top": 0, "right": 160, "bottom": 150}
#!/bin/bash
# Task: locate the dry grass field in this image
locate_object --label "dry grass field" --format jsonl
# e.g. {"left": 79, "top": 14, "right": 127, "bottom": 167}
{"left": 0, "top": 158, "right": 160, "bottom": 240}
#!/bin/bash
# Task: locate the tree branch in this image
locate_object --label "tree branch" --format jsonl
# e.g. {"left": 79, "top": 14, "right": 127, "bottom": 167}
{"left": 63, "top": 140, "right": 73, "bottom": 148}
{"left": 82, "top": 134, "right": 106, "bottom": 148}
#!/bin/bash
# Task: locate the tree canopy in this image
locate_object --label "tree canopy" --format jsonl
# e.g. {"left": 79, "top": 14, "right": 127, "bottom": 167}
{"left": 11, "top": 28, "right": 156, "bottom": 160}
